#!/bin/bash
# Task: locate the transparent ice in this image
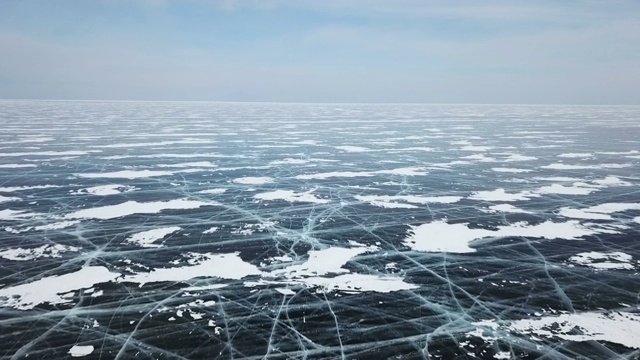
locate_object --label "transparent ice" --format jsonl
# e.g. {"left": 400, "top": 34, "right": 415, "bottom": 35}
{"left": 0, "top": 101, "right": 639, "bottom": 359}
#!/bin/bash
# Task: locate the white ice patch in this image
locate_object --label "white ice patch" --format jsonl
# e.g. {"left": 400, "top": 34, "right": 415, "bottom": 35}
{"left": 470, "top": 188, "right": 540, "bottom": 202}
{"left": 275, "top": 288, "right": 296, "bottom": 296}
{"left": 296, "top": 167, "right": 429, "bottom": 180}
{"left": 334, "top": 145, "right": 369, "bottom": 152}
{"left": 568, "top": 251, "right": 634, "bottom": 270}
{"left": 533, "top": 177, "right": 582, "bottom": 182}
{"left": 0, "top": 164, "right": 37, "bottom": 168}
{"left": 491, "top": 168, "right": 532, "bottom": 173}
{"left": 68, "top": 345, "right": 94, "bottom": 357}
{"left": 0, "top": 195, "right": 20, "bottom": 203}
{"left": 541, "top": 163, "right": 631, "bottom": 170}
{"left": 0, "top": 266, "right": 120, "bottom": 310}
{"left": 0, "top": 209, "right": 38, "bottom": 221}
{"left": 2, "top": 150, "right": 99, "bottom": 157}
{"left": 125, "top": 227, "right": 181, "bottom": 248}
{"left": 558, "top": 208, "right": 612, "bottom": 220}
{"left": 92, "top": 140, "right": 209, "bottom": 148}
{"left": 232, "top": 177, "right": 274, "bottom": 185}
{"left": 254, "top": 189, "right": 329, "bottom": 204}
{"left": 269, "top": 158, "right": 309, "bottom": 165}
{"left": 295, "top": 171, "right": 375, "bottom": 180}
{"left": 198, "top": 188, "right": 227, "bottom": 194}
{"left": 203, "top": 227, "right": 219, "bottom": 234}
{"left": 377, "top": 167, "right": 428, "bottom": 176}
{"left": 557, "top": 153, "right": 593, "bottom": 158}
{"left": 404, "top": 220, "right": 608, "bottom": 253}
{"left": 71, "top": 184, "right": 136, "bottom": 196}
{"left": 64, "top": 199, "right": 216, "bottom": 220}
{"left": 559, "top": 202, "right": 640, "bottom": 220}
{"left": 76, "top": 170, "right": 175, "bottom": 179}
{"left": 355, "top": 195, "right": 461, "bottom": 209}
{"left": 0, "top": 185, "right": 59, "bottom": 192}
{"left": 471, "top": 311, "right": 640, "bottom": 349}
{"left": 121, "top": 252, "right": 261, "bottom": 286}
{"left": 494, "top": 351, "right": 511, "bottom": 360}
{"left": 249, "top": 245, "right": 417, "bottom": 293}
{"left": 0, "top": 244, "right": 80, "bottom": 261}
{"left": 461, "top": 154, "right": 496, "bottom": 162}
{"left": 460, "top": 145, "right": 492, "bottom": 151}
{"left": 591, "top": 176, "right": 632, "bottom": 186}
{"left": 156, "top": 161, "right": 218, "bottom": 168}
{"left": 272, "top": 246, "right": 376, "bottom": 278}
{"left": 481, "top": 204, "right": 533, "bottom": 214}
{"left": 296, "top": 273, "right": 419, "bottom": 293}
{"left": 34, "top": 220, "right": 81, "bottom": 231}
{"left": 535, "top": 183, "right": 598, "bottom": 195}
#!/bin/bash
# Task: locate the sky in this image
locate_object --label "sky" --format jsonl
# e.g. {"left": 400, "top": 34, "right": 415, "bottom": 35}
{"left": 0, "top": 0, "right": 639, "bottom": 104}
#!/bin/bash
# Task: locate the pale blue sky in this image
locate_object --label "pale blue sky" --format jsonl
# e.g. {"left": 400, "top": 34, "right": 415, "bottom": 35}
{"left": 1, "top": 0, "right": 639, "bottom": 104}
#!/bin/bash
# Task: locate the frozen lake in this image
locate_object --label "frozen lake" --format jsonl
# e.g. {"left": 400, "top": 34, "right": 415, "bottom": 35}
{"left": 1, "top": 100, "right": 639, "bottom": 359}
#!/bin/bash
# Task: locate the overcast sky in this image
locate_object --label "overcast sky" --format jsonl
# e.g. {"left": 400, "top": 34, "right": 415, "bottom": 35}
{"left": 0, "top": 0, "right": 639, "bottom": 104}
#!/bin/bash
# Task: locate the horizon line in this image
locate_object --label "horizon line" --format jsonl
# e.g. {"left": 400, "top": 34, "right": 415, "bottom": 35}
{"left": 1, "top": 98, "right": 639, "bottom": 107}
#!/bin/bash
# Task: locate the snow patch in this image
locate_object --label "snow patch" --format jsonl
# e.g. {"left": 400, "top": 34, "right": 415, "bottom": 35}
{"left": 64, "top": 199, "right": 216, "bottom": 220}
{"left": 125, "top": 227, "right": 181, "bottom": 248}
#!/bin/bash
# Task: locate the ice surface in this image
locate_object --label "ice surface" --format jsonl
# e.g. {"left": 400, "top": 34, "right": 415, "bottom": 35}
{"left": 1, "top": 101, "right": 639, "bottom": 358}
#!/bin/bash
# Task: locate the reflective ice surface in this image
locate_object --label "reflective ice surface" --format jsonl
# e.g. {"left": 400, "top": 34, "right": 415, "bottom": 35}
{"left": 1, "top": 100, "right": 639, "bottom": 359}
